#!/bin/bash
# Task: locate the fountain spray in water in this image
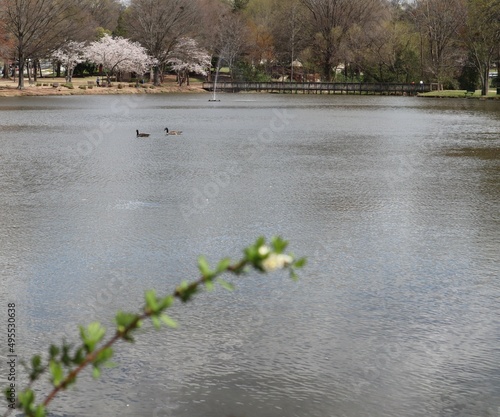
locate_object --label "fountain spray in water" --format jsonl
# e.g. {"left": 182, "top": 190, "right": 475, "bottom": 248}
{"left": 209, "top": 53, "right": 223, "bottom": 102}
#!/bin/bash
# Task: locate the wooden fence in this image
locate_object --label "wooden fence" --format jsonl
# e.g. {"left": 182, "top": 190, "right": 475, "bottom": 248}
{"left": 202, "top": 81, "right": 438, "bottom": 95}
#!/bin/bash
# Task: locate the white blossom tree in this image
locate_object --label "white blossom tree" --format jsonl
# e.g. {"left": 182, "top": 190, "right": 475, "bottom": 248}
{"left": 85, "top": 34, "right": 152, "bottom": 85}
{"left": 52, "top": 41, "right": 86, "bottom": 82}
{"left": 167, "top": 37, "right": 210, "bottom": 85}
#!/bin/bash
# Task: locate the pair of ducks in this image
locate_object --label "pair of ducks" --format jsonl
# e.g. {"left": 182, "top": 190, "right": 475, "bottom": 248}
{"left": 136, "top": 128, "right": 182, "bottom": 137}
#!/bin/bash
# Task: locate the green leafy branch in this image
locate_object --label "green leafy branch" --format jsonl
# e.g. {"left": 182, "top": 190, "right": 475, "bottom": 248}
{"left": 3, "top": 236, "right": 305, "bottom": 417}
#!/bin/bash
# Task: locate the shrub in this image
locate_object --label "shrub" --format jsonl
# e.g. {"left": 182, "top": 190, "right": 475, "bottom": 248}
{"left": 78, "top": 85, "right": 87, "bottom": 90}
{"left": 62, "top": 83, "right": 74, "bottom": 89}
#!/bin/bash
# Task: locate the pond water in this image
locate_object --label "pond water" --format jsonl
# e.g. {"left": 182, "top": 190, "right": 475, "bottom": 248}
{"left": 0, "top": 93, "right": 499, "bottom": 417}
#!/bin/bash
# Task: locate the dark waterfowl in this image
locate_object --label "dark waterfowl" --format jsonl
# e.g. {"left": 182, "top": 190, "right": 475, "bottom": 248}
{"left": 136, "top": 130, "right": 150, "bottom": 137}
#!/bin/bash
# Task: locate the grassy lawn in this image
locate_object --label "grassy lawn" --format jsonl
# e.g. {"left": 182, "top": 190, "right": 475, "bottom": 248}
{"left": 420, "top": 89, "right": 500, "bottom": 99}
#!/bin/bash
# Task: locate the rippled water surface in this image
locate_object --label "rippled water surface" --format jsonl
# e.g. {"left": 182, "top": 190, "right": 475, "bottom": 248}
{"left": 0, "top": 94, "right": 499, "bottom": 417}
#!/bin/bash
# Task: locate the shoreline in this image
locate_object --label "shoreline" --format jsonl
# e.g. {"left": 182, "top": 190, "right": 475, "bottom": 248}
{"left": 2, "top": 77, "right": 499, "bottom": 99}
{"left": 0, "top": 76, "right": 206, "bottom": 97}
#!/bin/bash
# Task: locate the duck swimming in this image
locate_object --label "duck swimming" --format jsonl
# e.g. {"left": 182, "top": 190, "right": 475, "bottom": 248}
{"left": 164, "top": 128, "right": 182, "bottom": 135}
{"left": 136, "top": 130, "right": 150, "bottom": 137}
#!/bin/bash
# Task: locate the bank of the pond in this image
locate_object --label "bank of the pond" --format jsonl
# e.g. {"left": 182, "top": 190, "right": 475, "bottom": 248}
{"left": 0, "top": 76, "right": 205, "bottom": 97}
{"left": 3, "top": 78, "right": 500, "bottom": 99}
{"left": 419, "top": 89, "right": 500, "bottom": 99}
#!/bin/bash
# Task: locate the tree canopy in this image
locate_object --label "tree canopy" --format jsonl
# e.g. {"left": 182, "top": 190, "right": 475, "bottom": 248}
{"left": 0, "top": 0, "right": 499, "bottom": 92}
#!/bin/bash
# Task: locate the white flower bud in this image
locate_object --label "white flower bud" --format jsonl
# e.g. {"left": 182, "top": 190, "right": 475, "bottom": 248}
{"left": 261, "top": 254, "right": 293, "bottom": 272}
{"left": 258, "top": 245, "right": 271, "bottom": 256}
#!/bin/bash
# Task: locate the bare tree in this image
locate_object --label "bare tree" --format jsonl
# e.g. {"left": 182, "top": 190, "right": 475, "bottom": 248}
{"left": 270, "top": 0, "right": 311, "bottom": 80}
{"left": 86, "top": 0, "right": 122, "bottom": 33}
{"left": 213, "top": 12, "right": 250, "bottom": 80}
{"left": 345, "top": 5, "right": 420, "bottom": 83}
{"left": 196, "top": 0, "right": 229, "bottom": 81}
{"left": 2, "top": 0, "right": 89, "bottom": 88}
{"left": 464, "top": 0, "right": 500, "bottom": 95}
{"left": 126, "top": 0, "right": 199, "bottom": 85}
{"left": 410, "top": 0, "right": 467, "bottom": 84}
{"left": 300, "top": 0, "right": 387, "bottom": 81}
{"left": 0, "top": 20, "right": 16, "bottom": 78}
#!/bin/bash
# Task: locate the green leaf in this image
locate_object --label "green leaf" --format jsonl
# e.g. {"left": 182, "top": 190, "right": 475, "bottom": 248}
{"left": 244, "top": 244, "right": 258, "bottom": 260}
{"left": 255, "top": 236, "right": 266, "bottom": 248}
{"left": 4, "top": 386, "right": 14, "bottom": 402}
{"left": 80, "top": 322, "right": 106, "bottom": 353}
{"left": 18, "top": 389, "right": 34, "bottom": 409}
{"left": 31, "top": 355, "right": 42, "bottom": 369}
{"left": 61, "top": 343, "right": 73, "bottom": 366}
{"left": 72, "top": 347, "right": 85, "bottom": 365}
{"left": 151, "top": 315, "right": 161, "bottom": 330}
{"left": 34, "top": 404, "right": 46, "bottom": 417}
{"left": 271, "top": 236, "right": 288, "bottom": 253}
{"left": 49, "top": 360, "right": 64, "bottom": 386}
{"left": 160, "top": 313, "right": 178, "bottom": 328}
{"left": 198, "top": 256, "right": 214, "bottom": 279}
{"left": 216, "top": 278, "right": 234, "bottom": 291}
{"left": 49, "top": 345, "right": 60, "bottom": 359}
{"left": 115, "top": 311, "right": 140, "bottom": 333}
{"left": 293, "top": 257, "right": 307, "bottom": 268}
{"left": 216, "top": 258, "right": 231, "bottom": 273}
{"left": 122, "top": 333, "right": 135, "bottom": 343}
{"left": 145, "top": 289, "right": 159, "bottom": 313}
{"left": 289, "top": 269, "right": 299, "bottom": 281}
{"left": 103, "top": 361, "right": 118, "bottom": 368}
{"left": 94, "top": 347, "right": 113, "bottom": 367}
{"left": 159, "top": 295, "right": 174, "bottom": 310}
{"left": 92, "top": 367, "right": 101, "bottom": 379}
{"left": 177, "top": 280, "right": 189, "bottom": 290}
{"left": 176, "top": 281, "right": 198, "bottom": 303}
{"left": 205, "top": 280, "right": 214, "bottom": 291}
{"left": 29, "top": 354, "right": 44, "bottom": 381}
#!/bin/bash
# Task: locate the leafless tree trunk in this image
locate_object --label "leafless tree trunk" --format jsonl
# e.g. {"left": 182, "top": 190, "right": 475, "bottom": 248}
{"left": 410, "top": 0, "right": 466, "bottom": 84}
{"left": 126, "top": 0, "right": 199, "bottom": 86}
{"left": 3, "top": 0, "right": 89, "bottom": 89}
{"left": 300, "top": 0, "right": 386, "bottom": 81}
{"left": 465, "top": 0, "right": 500, "bottom": 95}
{"left": 213, "top": 12, "right": 250, "bottom": 80}
{"left": 2, "top": 62, "right": 9, "bottom": 79}
{"left": 196, "top": 0, "right": 229, "bottom": 81}
{"left": 86, "top": 0, "right": 122, "bottom": 33}
{"left": 270, "top": 0, "right": 308, "bottom": 81}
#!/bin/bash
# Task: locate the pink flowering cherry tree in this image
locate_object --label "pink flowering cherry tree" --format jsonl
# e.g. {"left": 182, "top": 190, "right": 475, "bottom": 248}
{"left": 52, "top": 41, "right": 86, "bottom": 83}
{"left": 85, "top": 34, "right": 152, "bottom": 86}
{"left": 167, "top": 37, "right": 211, "bottom": 86}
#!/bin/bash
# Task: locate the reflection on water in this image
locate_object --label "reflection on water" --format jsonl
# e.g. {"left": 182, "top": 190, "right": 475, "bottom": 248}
{"left": 0, "top": 94, "right": 499, "bottom": 417}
